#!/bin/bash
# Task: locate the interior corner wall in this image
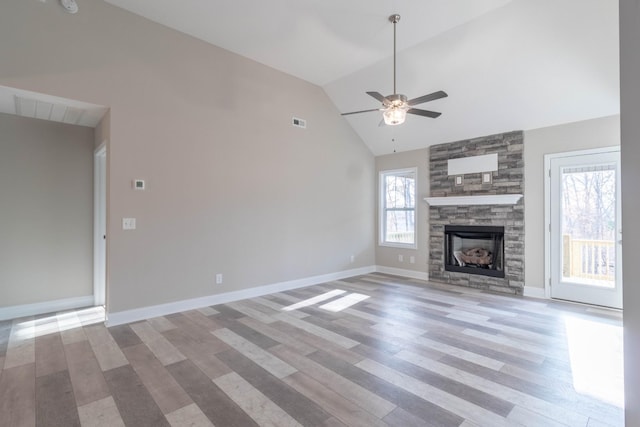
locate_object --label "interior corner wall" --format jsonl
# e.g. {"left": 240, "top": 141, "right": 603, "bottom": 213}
{"left": 523, "top": 115, "right": 620, "bottom": 291}
{"left": 375, "top": 148, "right": 430, "bottom": 274}
{"left": 620, "top": 0, "right": 640, "bottom": 424}
{"left": 0, "top": 0, "right": 375, "bottom": 313}
{"left": 0, "top": 113, "right": 94, "bottom": 307}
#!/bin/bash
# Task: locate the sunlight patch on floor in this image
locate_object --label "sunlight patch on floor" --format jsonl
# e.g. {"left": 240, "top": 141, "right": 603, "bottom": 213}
{"left": 13, "top": 306, "right": 105, "bottom": 340}
{"left": 281, "top": 289, "right": 346, "bottom": 311}
{"left": 564, "top": 315, "right": 624, "bottom": 407}
{"left": 319, "top": 293, "right": 370, "bottom": 312}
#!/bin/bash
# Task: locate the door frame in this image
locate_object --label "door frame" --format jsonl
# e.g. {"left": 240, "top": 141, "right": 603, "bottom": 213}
{"left": 544, "top": 146, "right": 621, "bottom": 304}
{"left": 93, "top": 143, "right": 107, "bottom": 307}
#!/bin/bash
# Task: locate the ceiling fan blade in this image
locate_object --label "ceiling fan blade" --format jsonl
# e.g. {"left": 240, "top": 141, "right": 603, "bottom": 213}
{"left": 378, "top": 118, "right": 386, "bottom": 127}
{"left": 341, "top": 108, "right": 381, "bottom": 116}
{"left": 407, "top": 90, "right": 448, "bottom": 106}
{"left": 366, "top": 91, "right": 390, "bottom": 106}
{"left": 407, "top": 108, "right": 442, "bottom": 118}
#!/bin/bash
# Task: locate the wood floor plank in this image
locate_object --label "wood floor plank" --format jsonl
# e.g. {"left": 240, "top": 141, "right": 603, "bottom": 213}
{"left": 214, "top": 316, "right": 281, "bottom": 349}
{"left": 56, "top": 311, "right": 87, "bottom": 345}
{"left": 36, "top": 370, "right": 81, "bottom": 427}
{"left": 356, "top": 358, "right": 516, "bottom": 427}
{"left": 0, "top": 363, "right": 36, "bottom": 427}
{"left": 274, "top": 312, "right": 359, "bottom": 349}
{"left": 214, "top": 371, "right": 303, "bottom": 427}
{"left": 108, "top": 324, "right": 143, "bottom": 349}
{"left": 0, "top": 320, "right": 13, "bottom": 357}
{"left": 211, "top": 328, "right": 296, "bottom": 379}
{"left": 4, "top": 319, "right": 35, "bottom": 370}
{"left": 412, "top": 334, "right": 505, "bottom": 370}
{"left": 165, "top": 402, "right": 214, "bottom": 427}
{"left": 238, "top": 316, "right": 317, "bottom": 355}
{"left": 35, "top": 333, "right": 66, "bottom": 377}
{"left": 84, "top": 324, "right": 129, "bottom": 372}
{"left": 147, "top": 316, "right": 178, "bottom": 333}
{"left": 226, "top": 300, "right": 278, "bottom": 324}
{"left": 77, "top": 396, "right": 125, "bottom": 427}
{"left": 166, "top": 359, "right": 259, "bottom": 427}
{"left": 383, "top": 406, "right": 446, "bottom": 427}
{"left": 64, "top": 340, "right": 111, "bottom": 407}
{"left": 122, "top": 343, "right": 192, "bottom": 415}
{"left": 197, "top": 306, "right": 219, "bottom": 316}
{"left": 181, "top": 310, "right": 224, "bottom": 332}
{"left": 162, "top": 327, "right": 231, "bottom": 380}
{"left": 507, "top": 405, "right": 571, "bottom": 427}
{"left": 270, "top": 321, "right": 365, "bottom": 365}
{"left": 361, "top": 347, "right": 514, "bottom": 417}
{"left": 398, "top": 349, "right": 590, "bottom": 426}
{"left": 282, "top": 371, "right": 387, "bottom": 427}
{"left": 216, "top": 348, "right": 333, "bottom": 426}
{"left": 165, "top": 313, "right": 229, "bottom": 353}
{"left": 103, "top": 365, "right": 170, "bottom": 427}
{"left": 271, "top": 344, "right": 396, "bottom": 419}
{"left": 129, "top": 321, "right": 186, "bottom": 366}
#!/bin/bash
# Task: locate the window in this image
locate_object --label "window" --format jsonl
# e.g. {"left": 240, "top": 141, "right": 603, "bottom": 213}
{"left": 380, "top": 168, "right": 417, "bottom": 248}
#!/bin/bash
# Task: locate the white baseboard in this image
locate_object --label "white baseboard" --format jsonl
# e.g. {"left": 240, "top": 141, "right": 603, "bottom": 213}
{"left": 523, "top": 286, "right": 547, "bottom": 299}
{"left": 375, "top": 265, "right": 429, "bottom": 282}
{"left": 106, "top": 265, "right": 377, "bottom": 326}
{"left": 0, "top": 295, "right": 95, "bottom": 321}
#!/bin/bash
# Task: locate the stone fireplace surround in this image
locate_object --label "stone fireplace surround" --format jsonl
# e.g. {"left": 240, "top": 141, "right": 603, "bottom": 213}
{"left": 428, "top": 131, "right": 524, "bottom": 295}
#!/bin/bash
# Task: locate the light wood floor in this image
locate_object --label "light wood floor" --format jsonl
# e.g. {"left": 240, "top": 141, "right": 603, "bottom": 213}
{"left": 0, "top": 273, "right": 624, "bottom": 426}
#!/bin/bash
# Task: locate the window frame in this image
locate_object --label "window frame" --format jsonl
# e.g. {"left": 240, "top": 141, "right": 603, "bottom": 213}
{"left": 379, "top": 167, "right": 418, "bottom": 249}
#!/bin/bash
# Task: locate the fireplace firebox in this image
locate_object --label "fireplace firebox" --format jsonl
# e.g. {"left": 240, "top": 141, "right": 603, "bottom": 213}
{"left": 444, "top": 225, "right": 505, "bottom": 278}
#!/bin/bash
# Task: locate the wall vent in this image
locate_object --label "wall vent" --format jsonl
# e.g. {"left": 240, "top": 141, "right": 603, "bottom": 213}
{"left": 292, "top": 117, "right": 306, "bottom": 129}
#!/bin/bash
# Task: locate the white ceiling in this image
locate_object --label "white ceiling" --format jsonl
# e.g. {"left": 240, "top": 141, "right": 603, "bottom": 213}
{"left": 106, "top": 0, "right": 619, "bottom": 155}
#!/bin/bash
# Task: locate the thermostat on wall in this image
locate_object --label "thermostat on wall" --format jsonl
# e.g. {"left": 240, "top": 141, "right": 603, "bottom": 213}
{"left": 133, "top": 179, "right": 145, "bottom": 190}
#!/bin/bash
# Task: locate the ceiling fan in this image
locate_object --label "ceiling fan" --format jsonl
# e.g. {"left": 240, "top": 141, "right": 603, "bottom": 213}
{"left": 341, "top": 14, "right": 448, "bottom": 126}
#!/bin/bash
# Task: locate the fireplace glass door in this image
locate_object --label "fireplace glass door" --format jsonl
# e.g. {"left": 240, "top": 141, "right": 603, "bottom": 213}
{"left": 444, "top": 225, "right": 505, "bottom": 278}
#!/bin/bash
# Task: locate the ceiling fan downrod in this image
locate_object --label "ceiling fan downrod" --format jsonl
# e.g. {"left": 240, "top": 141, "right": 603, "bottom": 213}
{"left": 339, "top": 13, "right": 447, "bottom": 126}
{"left": 390, "top": 14, "right": 400, "bottom": 95}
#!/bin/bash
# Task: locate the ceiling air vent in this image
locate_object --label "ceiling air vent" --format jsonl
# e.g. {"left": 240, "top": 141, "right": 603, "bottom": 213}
{"left": 292, "top": 117, "right": 306, "bottom": 129}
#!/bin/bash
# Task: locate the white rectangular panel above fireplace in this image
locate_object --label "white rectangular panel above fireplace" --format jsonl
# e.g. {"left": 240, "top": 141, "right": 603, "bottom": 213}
{"left": 424, "top": 194, "right": 523, "bottom": 206}
{"left": 428, "top": 131, "right": 525, "bottom": 295}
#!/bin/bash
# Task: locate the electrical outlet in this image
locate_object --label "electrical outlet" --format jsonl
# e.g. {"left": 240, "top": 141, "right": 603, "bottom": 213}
{"left": 398, "top": 254, "right": 404, "bottom": 262}
{"left": 410, "top": 256, "right": 415, "bottom": 264}
{"left": 215, "top": 273, "right": 223, "bottom": 285}
{"left": 350, "top": 255, "right": 355, "bottom": 263}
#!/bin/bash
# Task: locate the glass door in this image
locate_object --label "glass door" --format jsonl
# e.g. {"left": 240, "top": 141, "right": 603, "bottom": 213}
{"left": 549, "top": 149, "right": 622, "bottom": 309}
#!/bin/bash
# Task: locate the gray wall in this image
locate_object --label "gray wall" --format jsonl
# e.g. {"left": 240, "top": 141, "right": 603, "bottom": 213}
{"left": 620, "top": 0, "right": 640, "bottom": 424}
{"left": 0, "top": 0, "right": 375, "bottom": 313}
{"left": 524, "top": 115, "right": 620, "bottom": 291}
{"left": 0, "top": 113, "right": 94, "bottom": 307}
{"left": 375, "top": 148, "right": 430, "bottom": 274}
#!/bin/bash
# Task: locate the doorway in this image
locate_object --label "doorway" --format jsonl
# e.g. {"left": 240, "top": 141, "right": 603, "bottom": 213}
{"left": 94, "top": 144, "right": 106, "bottom": 307}
{"left": 545, "top": 147, "right": 622, "bottom": 309}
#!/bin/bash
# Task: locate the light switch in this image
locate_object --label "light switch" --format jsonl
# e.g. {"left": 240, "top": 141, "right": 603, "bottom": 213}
{"left": 122, "top": 218, "right": 136, "bottom": 230}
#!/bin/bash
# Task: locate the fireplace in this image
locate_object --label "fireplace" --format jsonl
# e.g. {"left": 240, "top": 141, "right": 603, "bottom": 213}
{"left": 444, "top": 225, "right": 505, "bottom": 278}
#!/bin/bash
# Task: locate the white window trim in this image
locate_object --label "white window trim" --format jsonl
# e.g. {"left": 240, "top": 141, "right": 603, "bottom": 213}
{"left": 379, "top": 167, "right": 418, "bottom": 249}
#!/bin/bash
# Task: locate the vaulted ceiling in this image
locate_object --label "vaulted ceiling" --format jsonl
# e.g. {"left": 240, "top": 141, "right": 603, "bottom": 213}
{"left": 104, "top": 0, "right": 619, "bottom": 155}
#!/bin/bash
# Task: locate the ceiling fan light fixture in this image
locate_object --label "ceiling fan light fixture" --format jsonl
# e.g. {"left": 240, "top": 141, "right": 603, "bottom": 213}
{"left": 340, "top": 13, "right": 447, "bottom": 125}
{"left": 383, "top": 106, "right": 407, "bottom": 125}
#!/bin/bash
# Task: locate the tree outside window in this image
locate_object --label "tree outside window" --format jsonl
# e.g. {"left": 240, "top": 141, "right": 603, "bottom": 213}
{"left": 380, "top": 168, "right": 416, "bottom": 248}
